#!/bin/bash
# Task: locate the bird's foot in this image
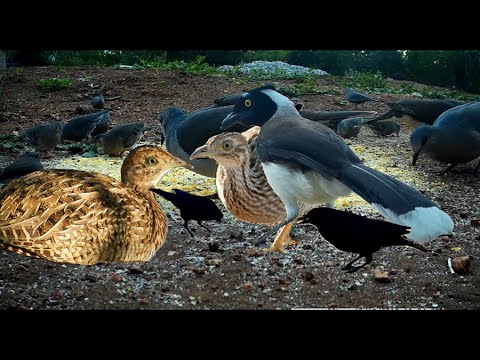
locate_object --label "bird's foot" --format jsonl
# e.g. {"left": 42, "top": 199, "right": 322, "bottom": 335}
{"left": 342, "top": 265, "right": 362, "bottom": 273}
{"left": 283, "top": 236, "right": 298, "bottom": 247}
{"left": 262, "top": 243, "right": 285, "bottom": 253}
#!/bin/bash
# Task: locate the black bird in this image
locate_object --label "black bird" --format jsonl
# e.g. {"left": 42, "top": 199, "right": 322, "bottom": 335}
{"left": 374, "top": 99, "right": 464, "bottom": 125}
{"left": 220, "top": 84, "right": 454, "bottom": 245}
{"left": 62, "top": 110, "right": 109, "bottom": 141}
{"left": 0, "top": 152, "right": 44, "bottom": 185}
{"left": 159, "top": 105, "right": 250, "bottom": 177}
{"left": 150, "top": 188, "right": 223, "bottom": 237}
{"left": 297, "top": 207, "right": 429, "bottom": 272}
{"left": 344, "top": 88, "right": 381, "bottom": 104}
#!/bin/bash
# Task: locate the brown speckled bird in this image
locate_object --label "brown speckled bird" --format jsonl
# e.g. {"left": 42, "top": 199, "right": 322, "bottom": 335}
{"left": 0, "top": 145, "right": 193, "bottom": 265}
{"left": 190, "top": 126, "right": 310, "bottom": 252}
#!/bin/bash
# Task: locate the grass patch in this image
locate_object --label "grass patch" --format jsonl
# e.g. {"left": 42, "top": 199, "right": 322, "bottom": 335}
{"left": 37, "top": 78, "right": 72, "bottom": 91}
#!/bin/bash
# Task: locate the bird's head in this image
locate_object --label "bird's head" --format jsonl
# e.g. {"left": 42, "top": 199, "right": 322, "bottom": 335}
{"left": 190, "top": 127, "right": 260, "bottom": 166}
{"left": 410, "top": 125, "right": 433, "bottom": 166}
{"left": 121, "top": 145, "right": 193, "bottom": 190}
{"left": 158, "top": 106, "right": 187, "bottom": 136}
{"left": 220, "top": 84, "right": 295, "bottom": 130}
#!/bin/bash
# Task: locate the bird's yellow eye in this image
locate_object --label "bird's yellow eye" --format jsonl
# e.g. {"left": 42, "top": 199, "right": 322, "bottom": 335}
{"left": 145, "top": 157, "right": 158, "bottom": 166}
{"left": 244, "top": 99, "right": 252, "bottom": 107}
{"left": 222, "top": 140, "right": 233, "bottom": 150}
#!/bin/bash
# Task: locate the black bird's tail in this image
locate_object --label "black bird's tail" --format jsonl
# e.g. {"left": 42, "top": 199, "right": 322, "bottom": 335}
{"left": 338, "top": 163, "right": 454, "bottom": 243}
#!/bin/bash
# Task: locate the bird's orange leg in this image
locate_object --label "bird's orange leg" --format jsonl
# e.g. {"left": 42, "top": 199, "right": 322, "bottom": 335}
{"left": 263, "top": 222, "right": 297, "bottom": 253}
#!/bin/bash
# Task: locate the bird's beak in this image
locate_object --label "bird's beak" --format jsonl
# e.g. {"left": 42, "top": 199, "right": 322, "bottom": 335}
{"left": 220, "top": 112, "right": 240, "bottom": 130}
{"left": 412, "top": 147, "right": 423, "bottom": 166}
{"left": 175, "top": 158, "right": 194, "bottom": 170}
{"left": 190, "top": 145, "right": 210, "bottom": 160}
{"left": 296, "top": 216, "right": 307, "bottom": 225}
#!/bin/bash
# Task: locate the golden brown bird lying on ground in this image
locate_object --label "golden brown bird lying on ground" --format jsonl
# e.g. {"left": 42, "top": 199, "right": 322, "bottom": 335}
{"left": 190, "top": 126, "right": 311, "bottom": 252}
{"left": 0, "top": 145, "right": 192, "bottom": 265}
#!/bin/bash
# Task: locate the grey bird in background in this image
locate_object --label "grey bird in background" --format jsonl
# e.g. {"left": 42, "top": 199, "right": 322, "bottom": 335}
{"left": 90, "top": 111, "right": 111, "bottom": 137}
{"left": 94, "top": 122, "right": 152, "bottom": 156}
{"left": 410, "top": 101, "right": 480, "bottom": 175}
{"left": 363, "top": 118, "right": 401, "bottom": 136}
{"left": 375, "top": 99, "right": 465, "bottom": 125}
{"left": 299, "top": 109, "right": 377, "bottom": 131}
{"left": 91, "top": 93, "right": 105, "bottom": 110}
{"left": 22, "top": 121, "right": 63, "bottom": 152}
{"left": 159, "top": 105, "right": 250, "bottom": 178}
{"left": 62, "top": 111, "right": 107, "bottom": 141}
{"left": 220, "top": 84, "right": 454, "bottom": 244}
{"left": 0, "top": 152, "right": 44, "bottom": 186}
{"left": 336, "top": 117, "right": 365, "bottom": 138}
{"left": 344, "top": 88, "right": 381, "bottom": 104}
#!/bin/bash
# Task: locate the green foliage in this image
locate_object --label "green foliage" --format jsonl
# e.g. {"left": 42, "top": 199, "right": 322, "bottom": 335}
{"left": 0, "top": 134, "right": 25, "bottom": 151}
{"left": 136, "top": 55, "right": 218, "bottom": 75}
{"left": 37, "top": 78, "right": 72, "bottom": 91}
{"left": 278, "top": 76, "right": 320, "bottom": 97}
{"left": 342, "top": 70, "right": 387, "bottom": 91}
{"left": 243, "top": 50, "right": 289, "bottom": 63}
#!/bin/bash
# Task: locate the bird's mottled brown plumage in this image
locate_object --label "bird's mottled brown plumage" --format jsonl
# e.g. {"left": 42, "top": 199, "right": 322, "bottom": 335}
{"left": 191, "top": 127, "right": 310, "bottom": 252}
{"left": 0, "top": 145, "right": 192, "bottom": 265}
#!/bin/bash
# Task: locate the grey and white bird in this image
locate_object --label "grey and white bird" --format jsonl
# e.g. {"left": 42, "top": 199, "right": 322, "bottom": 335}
{"left": 62, "top": 111, "right": 108, "bottom": 141}
{"left": 375, "top": 99, "right": 464, "bottom": 125}
{"left": 0, "top": 152, "right": 44, "bottom": 186}
{"left": 220, "top": 84, "right": 454, "bottom": 244}
{"left": 336, "top": 117, "right": 365, "bottom": 138}
{"left": 23, "top": 121, "right": 63, "bottom": 152}
{"left": 159, "top": 105, "right": 250, "bottom": 178}
{"left": 91, "top": 93, "right": 105, "bottom": 110}
{"left": 410, "top": 101, "right": 480, "bottom": 175}
{"left": 344, "top": 88, "right": 381, "bottom": 104}
{"left": 94, "top": 122, "right": 151, "bottom": 156}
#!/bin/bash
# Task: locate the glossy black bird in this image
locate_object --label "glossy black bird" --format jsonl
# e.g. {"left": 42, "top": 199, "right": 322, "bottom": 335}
{"left": 0, "top": 152, "right": 44, "bottom": 185}
{"left": 150, "top": 188, "right": 223, "bottom": 237}
{"left": 220, "top": 84, "right": 454, "bottom": 245}
{"left": 62, "top": 110, "right": 109, "bottom": 141}
{"left": 297, "top": 207, "right": 429, "bottom": 272}
{"left": 374, "top": 99, "right": 464, "bottom": 125}
{"left": 344, "top": 88, "right": 381, "bottom": 104}
{"left": 159, "top": 105, "right": 250, "bottom": 177}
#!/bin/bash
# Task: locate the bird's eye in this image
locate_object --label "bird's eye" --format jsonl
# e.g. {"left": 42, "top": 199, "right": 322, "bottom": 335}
{"left": 146, "top": 157, "right": 158, "bottom": 165}
{"left": 244, "top": 99, "right": 252, "bottom": 107}
{"left": 222, "top": 141, "right": 233, "bottom": 150}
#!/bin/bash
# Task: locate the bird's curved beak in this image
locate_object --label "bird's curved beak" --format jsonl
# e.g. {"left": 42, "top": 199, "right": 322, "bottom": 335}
{"left": 412, "top": 147, "right": 423, "bottom": 166}
{"left": 296, "top": 215, "right": 307, "bottom": 225}
{"left": 176, "top": 158, "right": 194, "bottom": 170}
{"left": 220, "top": 112, "right": 241, "bottom": 130}
{"left": 190, "top": 145, "right": 209, "bottom": 160}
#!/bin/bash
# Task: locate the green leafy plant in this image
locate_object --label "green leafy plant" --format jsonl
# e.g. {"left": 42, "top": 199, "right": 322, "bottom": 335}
{"left": 37, "top": 78, "right": 72, "bottom": 91}
{"left": 342, "top": 70, "right": 386, "bottom": 91}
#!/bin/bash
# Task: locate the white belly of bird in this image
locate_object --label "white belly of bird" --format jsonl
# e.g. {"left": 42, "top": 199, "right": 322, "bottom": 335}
{"left": 261, "top": 162, "right": 351, "bottom": 206}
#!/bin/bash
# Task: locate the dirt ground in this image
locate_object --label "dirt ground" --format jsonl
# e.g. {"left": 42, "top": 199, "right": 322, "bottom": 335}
{"left": 0, "top": 66, "right": 479, "bottom": 310}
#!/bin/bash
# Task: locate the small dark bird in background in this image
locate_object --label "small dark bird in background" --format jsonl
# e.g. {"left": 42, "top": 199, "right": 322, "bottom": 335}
{"left": 344, "top": 88, "right": 381, "bottom": 104}
{"left": 90, "top": 111, "right": 112, "bottom": 137}
{"left": 297, "top": 207, "right": 429, "bottom": 273}
{"left": 94, "top": 122, "right": 152, "bottom": 156}
{"left": 150, "top": 187, "right": 223, "bottom": 237}
{"left": 299, "top": 109, "right": 377, "bottom": 131}
{"left": 377, "top": 99, "right": 465, "bottom": 125}
{"left": 23, "top": 121, "right": 63, "bottom": 152}
{"left": 336, "top": 117, "right": 365, "bottom": 138}
{"left": 0, "top": 152, "right": 44, "bottom": 186}
{"left": 363, "top": 118, "right": 401, "bottom": 136}
{"left": 62, "top": 111, "right": 105, "bottom": 141}
{"left": 91, "top": 93, "right": 105, "bottom": 110}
